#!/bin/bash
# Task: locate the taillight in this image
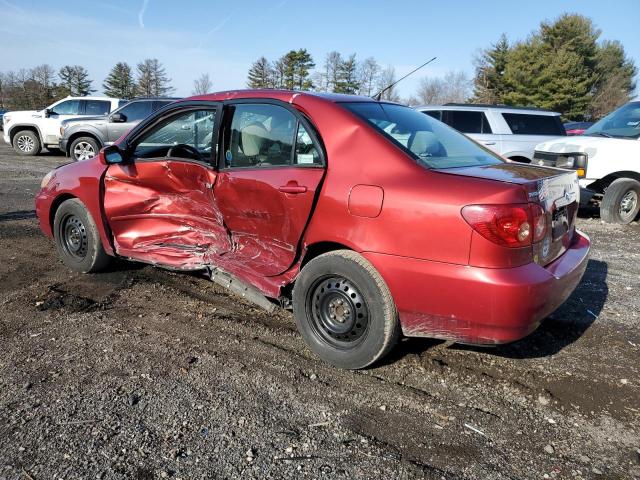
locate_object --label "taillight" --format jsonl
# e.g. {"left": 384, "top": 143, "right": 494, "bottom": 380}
{"left": 461, "top": 203, "right": 547, "bottom": 248}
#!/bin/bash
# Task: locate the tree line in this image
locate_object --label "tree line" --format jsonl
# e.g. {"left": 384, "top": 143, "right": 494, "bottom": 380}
{"left": 0, "top": 59, "right": 175, "bottom": 110}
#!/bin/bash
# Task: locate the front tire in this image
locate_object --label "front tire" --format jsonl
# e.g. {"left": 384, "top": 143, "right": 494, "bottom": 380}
{"left": 293, "top": 250, "right": 400, "bottom": 369}
{"left": 70, "top": 137, "right": 100, "bottom": 161}
{"left": 53, "top": 199, "right": 112, "bottom": 273}
{"left": 600, "top": 178, "right": 640, "bottom": 224}
{"left": 12, "top": 130, "right": 41, "bottom": 156}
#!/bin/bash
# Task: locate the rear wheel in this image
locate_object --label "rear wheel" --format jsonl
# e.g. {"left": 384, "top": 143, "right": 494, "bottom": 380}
{"left": 12, "top": 130, "right": 41, "bottom": 156}
{"left": 293, "top": 250, "right": 400, "bottom": 369}
{"left": 53, "top": 199, "right": 112, "bottom": 273}
{"left": 600, "top": 178, "right": 640, "bottom": 224}
{"left": 70, "top": 137, "right": 100, "bottom": 161}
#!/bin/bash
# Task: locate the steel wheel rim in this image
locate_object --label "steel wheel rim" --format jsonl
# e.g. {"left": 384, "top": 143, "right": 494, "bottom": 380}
{"left": 307, "top": 276, "right": 369, "bottom": 348}
{"left": 16, "top": 135, "right": 34, "bottom": 152}
{"left": 73, "top": 141, "right": 96, "bottom": 161}
{"left": 61, "top": 214, "right": 88, "bottom": 260}
{"left": 619, "top": 190, "right": 638, "bottom": 221}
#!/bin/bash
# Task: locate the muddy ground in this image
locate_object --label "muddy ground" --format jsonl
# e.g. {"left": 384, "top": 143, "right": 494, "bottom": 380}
{"left": 0, "top": 143, "right": 638, "bottom": 480}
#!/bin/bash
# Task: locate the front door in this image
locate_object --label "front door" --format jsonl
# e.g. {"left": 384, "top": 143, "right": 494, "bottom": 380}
{"left": 214, "top": 102, "right": 325, "bottom": 276}
{"left": 102, "top": 105, "right": 230, "bottom": 270}
{"left": 41, "top": 98, "right": 83, "bottom": 144}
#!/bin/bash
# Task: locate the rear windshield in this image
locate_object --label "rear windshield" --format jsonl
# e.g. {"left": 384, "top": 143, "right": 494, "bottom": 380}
{"left": 501, "top": 113, "right": 565, "bottom": 135}
{"left": 584, "top": 102, "right": 640, "bottom": 139}
{"left": 341, "top": 102, "right": 502, "bottom": 169}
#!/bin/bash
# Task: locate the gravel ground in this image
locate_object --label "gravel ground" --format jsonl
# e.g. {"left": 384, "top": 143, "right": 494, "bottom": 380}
{"left": 0, "top": 143, "right": 638, "bottom": 480}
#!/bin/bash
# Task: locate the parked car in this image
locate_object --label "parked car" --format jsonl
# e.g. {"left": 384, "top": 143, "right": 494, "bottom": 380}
{"left": 415, "top": 104, "right": 566, "bottom": 163}
{"left": 564, "top": 121, "right": 594, "bottom": 136}
{"left": 2, "top": 96, "right": 125, "bottom": 156}
{"left": 60, "top": 97, "right": 180, "bottom": 161}
{"left": 535, "top": 101, "right": 640, "bottom": 224}
{"left": 0, "top": 109, "right": 6, "bottom": 130}
{"left": 36, "top": 90, "right": 589, "bottom": 369}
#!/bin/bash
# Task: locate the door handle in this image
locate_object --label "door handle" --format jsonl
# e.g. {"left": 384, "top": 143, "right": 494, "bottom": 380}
{"left": 482, "top": 141, "right": 496, "bottom": 146}
{"left": 278, "top": 183, "right": 307, "bottom": 194}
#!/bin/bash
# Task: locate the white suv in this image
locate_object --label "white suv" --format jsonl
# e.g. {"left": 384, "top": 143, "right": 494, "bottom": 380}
{"left": 2, "top": 96, "right": 125, "bottom": 156}
{"left": 415, "top": 104, "right": 566, "bottom": 163}
{"left": 534, "top": 101, "right": 640, "bottom": 224}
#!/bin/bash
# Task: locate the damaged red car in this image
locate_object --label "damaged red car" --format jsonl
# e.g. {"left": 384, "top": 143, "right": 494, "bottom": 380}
{"left": 36, "top": 90, "right": 590, "bottom": 369}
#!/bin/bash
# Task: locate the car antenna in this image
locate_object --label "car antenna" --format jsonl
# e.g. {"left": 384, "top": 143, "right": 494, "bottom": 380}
{"left": 374, "top": 57, "right": 437, "bottom": 101}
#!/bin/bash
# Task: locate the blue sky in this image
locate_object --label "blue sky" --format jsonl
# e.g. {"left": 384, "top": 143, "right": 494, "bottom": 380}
{"left": 0, "top": 0, "right": 638, "bottom": 98}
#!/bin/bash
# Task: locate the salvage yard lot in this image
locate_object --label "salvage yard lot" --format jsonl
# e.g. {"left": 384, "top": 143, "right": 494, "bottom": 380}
{"left": 0, "top": 143, "right": 638, "bottom": 479}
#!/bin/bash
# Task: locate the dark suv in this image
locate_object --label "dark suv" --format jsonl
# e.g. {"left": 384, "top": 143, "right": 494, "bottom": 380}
{"left": 60, "top": 97, "right": 179, "bottom": 161}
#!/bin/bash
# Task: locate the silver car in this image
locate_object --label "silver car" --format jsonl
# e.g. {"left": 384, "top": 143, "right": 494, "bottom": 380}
{"left": 414, "top": 104, "right": 566, "bottom": 163}
{"left": 59, "top": 97, "right": 179, "bottom": 161}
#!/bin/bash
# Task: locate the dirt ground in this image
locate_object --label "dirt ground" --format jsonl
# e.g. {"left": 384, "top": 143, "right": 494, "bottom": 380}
{"left": 0, "top": 143, "right": 638, "bottom": 480}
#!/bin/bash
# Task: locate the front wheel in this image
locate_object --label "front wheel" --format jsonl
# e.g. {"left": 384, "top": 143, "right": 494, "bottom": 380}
{"left": 70, "top": 137, "right": 100, "bottom": 161}
{"left": 12, "top": 130, "right": 41, "bottom": 156}
{"left": 293, "top": 250, "right": 400, "bottom": 369}
{"left": 53, "top": 199, "right": 112, "bottom": 273}
{"left": 600, "top": 178, "right": 640, "bottom": 224}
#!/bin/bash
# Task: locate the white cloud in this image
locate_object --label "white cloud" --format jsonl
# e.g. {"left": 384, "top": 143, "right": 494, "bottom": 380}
{"left": 138, "top": 0, "right": 150, "bottom": 29}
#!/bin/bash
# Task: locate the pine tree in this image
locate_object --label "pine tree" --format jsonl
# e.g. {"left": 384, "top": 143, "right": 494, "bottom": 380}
{"left": 279, "top": 49, "right": 315, "bottom": 90}
{"left": 58, "top": 65, "right": 94, "bottom": 96}
{"left": 473, "top": 34, "right": 510, "bottom": 104}
{"left": 103, "top": 62, "right": 136, "bottom": 99}
{"left": 247, "top": 57, "right": 273, "bottom": 88}
{"left": 334, "top": 54, "right": 359, "bottom": 94}
{"left": 135, "top": 59, "right": 174, "bottom": 97}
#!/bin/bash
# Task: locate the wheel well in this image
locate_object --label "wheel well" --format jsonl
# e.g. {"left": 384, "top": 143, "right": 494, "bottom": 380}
{"left": 591, "top": 171, "right": 640, "bottom": 194}
{"left": 66, "top": 132, "right": 102, "bottom": 156}
{"left": 9, "top": 125, "right": 39, "bottom": 144}
{"left": 49, "top": 194, "right": 76, "bottom": 233}
{"left": 300, "top": 241, "right": 353, "bottom": 269}
{"left": 508, "top": 155, "right": 531, "bottom": 164}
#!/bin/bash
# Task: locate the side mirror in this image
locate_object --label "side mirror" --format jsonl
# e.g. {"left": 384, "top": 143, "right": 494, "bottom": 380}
{"left": 110, "top": 112, "right": 127, "bottom": 123}
{"left": 101, "top": 145, "right": 126, "bottom": 165}
{"left": 44, "top": 108, "right": 52, "bottom": 118}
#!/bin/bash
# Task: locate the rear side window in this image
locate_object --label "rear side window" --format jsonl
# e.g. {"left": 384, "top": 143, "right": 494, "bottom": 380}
{"left": 502, "top": 113, "right": 565, "bottom": 135}
{"left": 442, "top": 110, "right": 492, "bottom": 134}
{"left": 85, "top": 100, "right": 111, "bottom": 115}
{"left": 117, "top": 101, "right": 153, "bottom": 122}
{"left": 153, "top": 100, "right": 174, "bottom": 111}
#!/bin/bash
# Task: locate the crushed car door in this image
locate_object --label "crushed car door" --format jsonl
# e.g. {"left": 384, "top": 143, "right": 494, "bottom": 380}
{"left": 213, "top": 102, "right": 325, "bottom": 277}
{"left": 103, "top": 105, "right": 232, "bottom": 270}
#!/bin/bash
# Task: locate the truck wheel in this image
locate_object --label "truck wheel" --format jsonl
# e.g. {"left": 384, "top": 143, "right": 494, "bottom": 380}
{"left": 600, "top": 178, "right": 640, "bottom": 224}
{"left": 293, "top": 250, "right": 400, "bottom": 369}
{"left": 12, "top": 130, "right": 41, "bottom": 156}
{"left": 70, "top": 137, "right": 100, "bottom": 161}
{"left": 53, "top": 199, "right": 112, "bottom": 273}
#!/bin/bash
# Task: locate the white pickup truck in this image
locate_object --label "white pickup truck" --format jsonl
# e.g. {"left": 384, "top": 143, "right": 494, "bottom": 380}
{"left": 534, "top": 101, "right": 640, "bottom": 224}
{"left": 2, "top": 96, "right": 124, "bottom": 156}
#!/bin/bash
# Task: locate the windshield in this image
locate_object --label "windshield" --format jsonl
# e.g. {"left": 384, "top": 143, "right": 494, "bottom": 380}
{"left": 584, "top": 102, "right": 640, "bottom": 139}
{"left": 341, "top": 102, "right": 503, "bottom": 169}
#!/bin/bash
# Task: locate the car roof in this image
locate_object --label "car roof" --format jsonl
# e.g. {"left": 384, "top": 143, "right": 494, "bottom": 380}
{"left": 129, "top": 96, "right": 182, "bottom": 101}
{"left": 188, "top": 89, "right": 379, "bottom": 104}
{"left": 416, "top": 103, "right": 561, "bottom": 116}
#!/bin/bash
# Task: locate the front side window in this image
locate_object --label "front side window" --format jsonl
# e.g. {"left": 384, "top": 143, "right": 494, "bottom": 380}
{"left": 51, "top": 100, "right": 81, "bottom": 115}
{"left": 442, "top": 110, "right": 492, "bottom": 134}
{"left": 85, "top": 100, "right": 111, "bottom": 115}
{"left": 584, "top": 102, "right": 640, "bottom": 139}
{"left": 224, "top": 104, "right": 297, "bottom": 168}
{"left": 342, "top": 102, "right": 502, "bottom": 169}
{"left": 133, "top": 109, "right": 216, "bottom": 161}
{"left": 117, "top": 101, "right": 153, "bottom": 122}
{"left": 502, "top": 113, "right": 565, "bottom": 136}
{"left": 423, "top": 110, "right": 442, "bottom": 121}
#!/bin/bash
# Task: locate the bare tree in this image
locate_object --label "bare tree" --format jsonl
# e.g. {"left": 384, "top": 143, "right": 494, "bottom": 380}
{"left": 192, "top": 73, "right": 213, "bottom": 95}
{"left": 375, "top": 65, "right": 400, "bottom": 102}
{"left": 358, "top": 57, "right": 380, "bottom": 96}
{"left": 322, "top": 51, "right": 343, "bottom": 92}
{"left": 416, "top": 71, "right": 472, "bottom": 105}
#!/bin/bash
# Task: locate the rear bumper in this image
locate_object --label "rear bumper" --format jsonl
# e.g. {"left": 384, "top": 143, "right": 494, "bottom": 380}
{"left": 363, "top": 230, "right": 590, "bottom": 345}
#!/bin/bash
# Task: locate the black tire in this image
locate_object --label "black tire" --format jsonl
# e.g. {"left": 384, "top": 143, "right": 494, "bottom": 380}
{"left": 53, "top": 198, "right": 112, "bottom": 273}
{"left": 70, "top": 136, "right": 100, "bottom": 161}
{"left": 12, "top": 129, "right": 41, "bottom": 156}
{"left": 600, "top": 178, "right": 640, "bottom": 224}
{"left": 293, "top": 250, "right": 400, "bottom": 369}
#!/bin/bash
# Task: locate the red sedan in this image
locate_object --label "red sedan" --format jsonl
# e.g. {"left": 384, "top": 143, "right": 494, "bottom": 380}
{"left": 36, "top": 90, "right": 590, "bottom": 369}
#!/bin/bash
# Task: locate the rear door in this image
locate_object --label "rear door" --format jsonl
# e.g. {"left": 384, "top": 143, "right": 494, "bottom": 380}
{"left": 102, "top": 103, "right": 230, "bottom": 270}
{"left": 213, "top": 102, "right": 325, "bottom": 276}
